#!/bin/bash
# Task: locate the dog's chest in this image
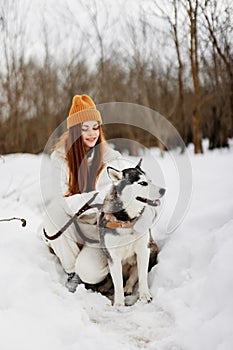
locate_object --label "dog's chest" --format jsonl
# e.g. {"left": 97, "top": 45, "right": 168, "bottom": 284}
{"left": 104, "top": 229, "right": 147, "bottom": 261}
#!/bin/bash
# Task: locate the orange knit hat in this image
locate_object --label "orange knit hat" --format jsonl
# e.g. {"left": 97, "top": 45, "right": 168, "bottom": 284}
{"left": 67, "top": 94, "right": 102, "bottom": 129}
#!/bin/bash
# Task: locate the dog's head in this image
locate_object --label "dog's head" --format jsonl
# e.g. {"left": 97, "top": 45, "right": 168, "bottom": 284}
{"left": 107, "top": 159, "right": 165, "bottom": 214}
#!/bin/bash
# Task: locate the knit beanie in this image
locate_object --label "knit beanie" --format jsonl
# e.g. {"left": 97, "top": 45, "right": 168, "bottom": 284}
{"left": 67, "top": 94, "right": 102, "bottom": 129}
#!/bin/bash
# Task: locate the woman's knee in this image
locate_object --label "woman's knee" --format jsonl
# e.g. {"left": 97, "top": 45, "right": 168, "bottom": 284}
{"left": 75, "top": 248, "right": 108, "bottom": 284}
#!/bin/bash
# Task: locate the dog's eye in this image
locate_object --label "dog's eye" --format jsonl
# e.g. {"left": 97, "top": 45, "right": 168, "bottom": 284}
{"left": 138, "top": 181, "right": 148, "bottom": 186}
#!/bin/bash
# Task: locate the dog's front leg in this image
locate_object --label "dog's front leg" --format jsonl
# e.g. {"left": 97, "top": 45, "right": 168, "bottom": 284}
{"left": 108, "top": 257, "right": 125, "bottom": 306}
{"left": 136, "top": 239, "right": 153, "bottom": 303}
{"left": 124, "top": 263, "right": 138, "bottom": 295}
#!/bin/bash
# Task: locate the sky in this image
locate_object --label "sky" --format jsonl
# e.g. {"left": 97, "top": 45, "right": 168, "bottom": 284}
{"left": 1, "top": 0, "right": 169, "bottom": 66}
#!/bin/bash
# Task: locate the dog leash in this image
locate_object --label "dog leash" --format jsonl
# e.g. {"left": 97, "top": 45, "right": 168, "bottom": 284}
{"left": 43, "top": 193, "right": 147, "bottom": 241}
{"left": 43, "top": 192, "right": 101, "bottom": 243}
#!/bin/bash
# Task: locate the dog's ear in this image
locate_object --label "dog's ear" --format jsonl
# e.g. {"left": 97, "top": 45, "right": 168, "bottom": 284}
{"left": 107, "top": 166, "right": 123, "bottom": 182}
{"left": 135, "top": 158, "right": 142, "bottom": 170}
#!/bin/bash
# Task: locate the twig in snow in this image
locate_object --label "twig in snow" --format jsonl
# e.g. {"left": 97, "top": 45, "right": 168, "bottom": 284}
{"left": 0, "top": 217, "right": 27, "bottom": 227}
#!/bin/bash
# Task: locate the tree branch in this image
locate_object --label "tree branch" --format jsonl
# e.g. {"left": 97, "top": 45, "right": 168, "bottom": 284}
{"left": 0, "top": 217, "right": 26, "bottom": 227}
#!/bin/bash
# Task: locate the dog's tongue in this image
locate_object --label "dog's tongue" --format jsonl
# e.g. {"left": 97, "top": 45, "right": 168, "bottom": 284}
{"left": 154, "top": 199, "right": 160, "bottom": 206}
{"left": 147, "top": 198, "right": 161, "bottom": 206}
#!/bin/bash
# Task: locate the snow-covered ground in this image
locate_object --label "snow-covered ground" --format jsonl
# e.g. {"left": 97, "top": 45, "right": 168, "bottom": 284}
{"left": 0, "top": 141, "right": 233, "bottom": 350}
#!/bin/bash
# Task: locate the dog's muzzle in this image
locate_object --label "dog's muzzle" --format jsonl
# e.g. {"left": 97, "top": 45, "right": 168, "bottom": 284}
{"left": 136, "top": 197, "right": 161, "bottom": 206}
{"left": 136, "top": 188, "right": 166, "bottom": 207}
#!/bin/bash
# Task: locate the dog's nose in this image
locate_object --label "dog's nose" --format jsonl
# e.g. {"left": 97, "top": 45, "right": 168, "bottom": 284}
{"left": 159, "top": 188, "right": 166, "bottom": 196}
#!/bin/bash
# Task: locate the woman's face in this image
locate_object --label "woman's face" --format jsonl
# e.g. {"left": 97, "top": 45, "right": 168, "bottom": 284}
{"left": 81, "top": 120, "right": 100, "bottom": 150}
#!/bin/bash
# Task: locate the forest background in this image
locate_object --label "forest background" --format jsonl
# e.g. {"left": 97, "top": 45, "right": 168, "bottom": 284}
{"left": 0, "top": 0, "right": 232, "bottom": 155}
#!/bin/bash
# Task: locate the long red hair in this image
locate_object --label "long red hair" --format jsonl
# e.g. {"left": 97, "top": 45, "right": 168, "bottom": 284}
{"left": 55, "top": 124, "right": 105, "bottom": 196}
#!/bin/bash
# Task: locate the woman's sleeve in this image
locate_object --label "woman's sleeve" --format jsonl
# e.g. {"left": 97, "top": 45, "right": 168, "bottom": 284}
{"left": 50, "top": 150, "right": 69, "bottom": 198}
{"left": 50, "top": 150, "right": 98, "bottom": 215}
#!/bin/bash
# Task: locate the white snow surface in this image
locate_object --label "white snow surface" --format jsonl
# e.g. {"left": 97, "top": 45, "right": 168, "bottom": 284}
{"left": 0, "top": 141, "right": 233, "bottom": 350}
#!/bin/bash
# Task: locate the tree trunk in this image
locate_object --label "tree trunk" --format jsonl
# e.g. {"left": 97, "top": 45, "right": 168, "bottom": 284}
{"left": 173, "top": 0, "right": 186, "bottom": 144}
{"left": 188, "top": 0, "right": 203, "bottom": 153}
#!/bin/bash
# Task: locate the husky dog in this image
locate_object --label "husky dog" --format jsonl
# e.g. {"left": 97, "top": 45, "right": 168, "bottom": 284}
{"left": 99, "top": 159, "right": 165, "bottom": 306}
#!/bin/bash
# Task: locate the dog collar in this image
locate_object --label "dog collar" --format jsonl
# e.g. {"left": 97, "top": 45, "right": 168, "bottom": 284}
{"left": 104, "top": 208, "right": 145, "bottom": 229}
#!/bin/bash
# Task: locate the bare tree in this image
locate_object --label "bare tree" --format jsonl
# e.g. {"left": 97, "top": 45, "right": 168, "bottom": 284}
{"left": 182, "top": 0, "right": 203, "bottom": 153}
{"left": 171, "top": 0, "right": 186, "bottom": 144}
{"left": 150, "top": 0, "right": 187, "bottom": 145}
{"left": 124, "top": 9, "right": 153, "bottom": 107}
{"left": 60, "top": 0, "right": 113, "bottom": 102}
{"left": 0, "top": 0, "right": 30, "bottom": 152}
{"left": 1, "top": 0, "right": 231, "bottom": 155}
{"left": 201, "top": 0, "right": 233, "bottom": 142}
{"left": 120, "top": 11, "right": 161, "bottom": 155}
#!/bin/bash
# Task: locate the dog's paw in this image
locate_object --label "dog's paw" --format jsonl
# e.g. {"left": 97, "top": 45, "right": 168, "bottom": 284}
{"left": 139, "top": 292, "right": 153, "bottom": 303}
{"left": 113, "top": 302, "right": 125, "bottom": 307}
{"left": 124, "top": 284, "right": 133, "bottom": 295}
{"left": 113, "top": 297, "right": 125, "bottom": 307}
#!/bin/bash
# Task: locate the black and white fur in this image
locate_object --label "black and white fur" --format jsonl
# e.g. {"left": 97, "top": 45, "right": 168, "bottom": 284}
{"left": 99, "top": 159, "right": 165, "bottom": 306}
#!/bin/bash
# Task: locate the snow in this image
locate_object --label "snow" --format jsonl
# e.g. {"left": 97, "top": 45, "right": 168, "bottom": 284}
{"left": 0, "top": 141, "right": 233, "bottom": 350}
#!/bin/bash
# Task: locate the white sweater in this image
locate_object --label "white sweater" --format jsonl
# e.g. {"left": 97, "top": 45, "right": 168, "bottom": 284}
{"left": 49, "top": 143, "right": 156, "bottom": 233}
{"left": 50, "top": 143, "right": 128, "bottom": 214}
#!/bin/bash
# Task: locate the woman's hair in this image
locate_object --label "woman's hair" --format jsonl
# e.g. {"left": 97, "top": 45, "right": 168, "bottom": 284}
{"left": 55, "top": 124, "right": 106, "bottom": 196}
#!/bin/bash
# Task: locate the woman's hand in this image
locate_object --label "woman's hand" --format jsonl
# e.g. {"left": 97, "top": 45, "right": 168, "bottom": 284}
{"left": 64, "top": 190, "right": 99, "bottom": 215}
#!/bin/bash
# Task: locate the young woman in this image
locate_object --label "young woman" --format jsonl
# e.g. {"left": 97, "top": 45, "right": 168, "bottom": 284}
{"left": 41, "top": 94, "right": 157, "bottom": 292}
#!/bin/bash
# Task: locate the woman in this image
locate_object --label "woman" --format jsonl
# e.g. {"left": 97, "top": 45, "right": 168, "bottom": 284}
{"left": 42, "top": 94, "right": 156, "bottom": 293}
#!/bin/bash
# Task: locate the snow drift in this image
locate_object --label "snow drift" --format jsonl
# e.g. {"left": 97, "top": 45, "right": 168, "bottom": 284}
{"left": 0, "top": 141, "right": 233, "bottom": 350}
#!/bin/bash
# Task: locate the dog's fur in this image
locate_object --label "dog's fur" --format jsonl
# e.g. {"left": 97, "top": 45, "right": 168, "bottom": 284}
{"left": 98, "top": 160, "right": 165, "bottom": 306}
{"left": 88, "top": 232, "right": 159, "bottom": 300}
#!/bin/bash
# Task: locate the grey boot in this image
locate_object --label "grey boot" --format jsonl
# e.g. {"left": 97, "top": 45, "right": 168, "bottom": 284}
{"left": 65, "top": 273, "right": 81, "bottom": 293}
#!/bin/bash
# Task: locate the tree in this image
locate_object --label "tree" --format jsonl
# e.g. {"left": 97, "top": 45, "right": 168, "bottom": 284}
{"left": 0, "top": 0, "right": 30, "bottom": 152}
{"left": 150, "top": 0, "right": 187, "bottom": 145}
{"left": 183, "top": 0, "right": 203, "bottom": 153}
{"left": 201, "top": 0, "right": 232, "bottom": 147}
